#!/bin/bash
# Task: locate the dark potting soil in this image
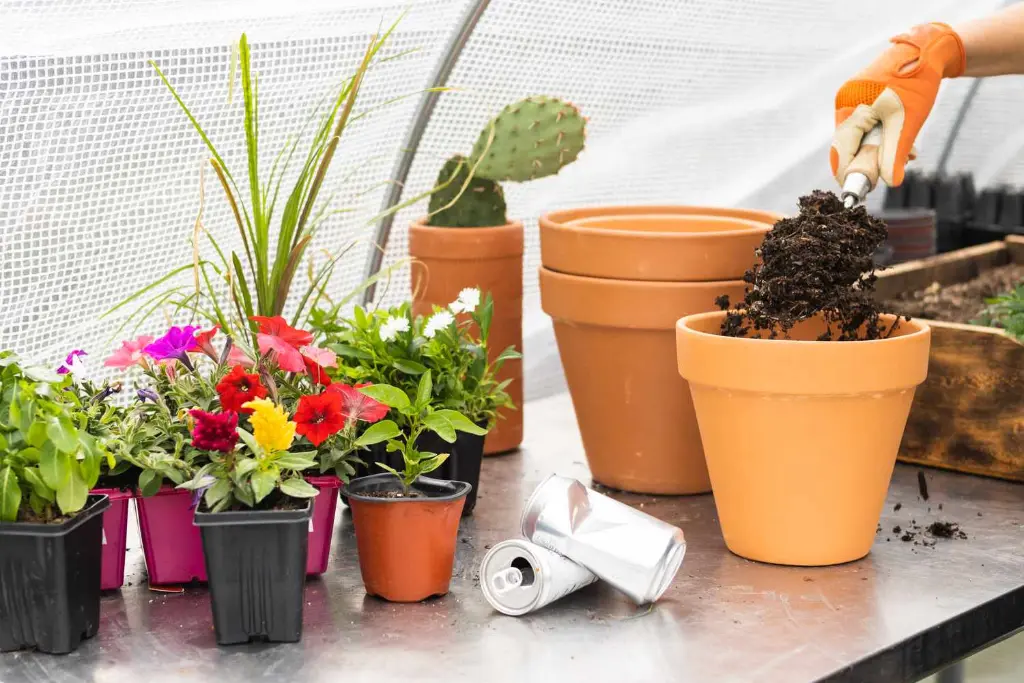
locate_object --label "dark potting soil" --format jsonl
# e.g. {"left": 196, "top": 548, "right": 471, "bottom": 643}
{"left": 927, "top": 521, "right": 968, "bottom": 540}
{"left": 883, "top": 263, "right": 1024, "bottom": 324}
{"left": 16, "top": 507, "right": 77, "bottom": 524}
{"left": 362, "top": 490, "right": 429, "bottom": 500}
{"left": 718, "top": 190, "right": 899, "bottom": 341}
{"left": 917, "top": 471, "right": 930, "bottom": 501}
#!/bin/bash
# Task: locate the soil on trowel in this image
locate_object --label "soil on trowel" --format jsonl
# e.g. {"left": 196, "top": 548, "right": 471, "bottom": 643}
{"left": 883, "top": 263, "right": 1024, "bottom": 324}
{"left": 718, "top": 190, "right": 899, "bottom": 341}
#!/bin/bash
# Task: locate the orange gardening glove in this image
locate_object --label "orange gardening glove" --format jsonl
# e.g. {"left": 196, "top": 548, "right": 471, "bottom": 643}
{"left": 832, "top": 23, "right": 966, "bottom": 188}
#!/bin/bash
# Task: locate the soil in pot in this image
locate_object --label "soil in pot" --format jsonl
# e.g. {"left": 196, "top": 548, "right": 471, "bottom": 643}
{"left": 194, "top": 494, "right": 311, "bottom": 645}
{"left": 0, "top": 495, "right": 110, "bottom": 654}
{"left": 683, "top": 190, "right": 931, "bottom": 566}
{"left": 344, "top": 474, "right": 470, "bottom": 602}
{"left": 882, "top": 263, "right": 1024, "bottom": 324}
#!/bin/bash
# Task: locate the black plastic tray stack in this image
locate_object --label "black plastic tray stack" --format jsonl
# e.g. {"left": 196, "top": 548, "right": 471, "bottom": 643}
{"left": 967, "top": 185, "right": 1024, "bottom": 246}
{"left": 880, "top": 171, "right": 976, "bottom": 253}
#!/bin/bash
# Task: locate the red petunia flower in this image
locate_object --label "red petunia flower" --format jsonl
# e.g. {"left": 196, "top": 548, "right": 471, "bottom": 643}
{"left": 194, "top": 325, "right": 220, "bottom": 361}
{"left": 328, "top": 383, "right": 389, "bottom": 424}
{"left": 303, "top": 355, "right": 333, "bottom": 386}
{"left": 189, "top": 409, "right": 239, "bottom": 453}
{"left": 250, "top": 316, "right": 313, "bottom": 349}
{"left": 294, "top": 391, "right": 346, "bottom": 447}
{"left": 216, "top": 365, "right": 268, "bottom": 414}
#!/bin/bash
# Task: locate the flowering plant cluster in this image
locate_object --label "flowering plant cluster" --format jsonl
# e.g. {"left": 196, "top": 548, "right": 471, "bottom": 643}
{"left": 0, "top": 353, "right": 110, "bottom": 522}
{"left": 310, "top": 287, "right": 520, "bottom": 431}
{"left": 91, "top": 315, "right": 389, "bottom": 511}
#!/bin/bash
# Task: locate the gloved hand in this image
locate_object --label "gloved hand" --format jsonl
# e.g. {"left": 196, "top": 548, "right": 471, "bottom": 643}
{"left": 832, "top": 23, "right": 966, "bottom": 188}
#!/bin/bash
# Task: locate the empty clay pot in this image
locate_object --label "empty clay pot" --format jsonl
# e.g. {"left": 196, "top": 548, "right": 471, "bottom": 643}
{"left": 676, "top": 311, "right": 931, "bottom": 566}
{"left": 409, "top": 220, "right": 523, "bottom": 455}
{"left": 540, "top": 267, "right": 747, "bottom": 494}
{"left": 540, "top": 205, "right": 780, "bottom": 281}
{"left": 345, "top": 474, "right": 470, "bottom": 602}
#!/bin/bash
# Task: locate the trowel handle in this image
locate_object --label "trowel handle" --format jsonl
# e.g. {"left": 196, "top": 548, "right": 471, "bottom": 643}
{"left": 845, "top": 124, "right": 883, "bottom": 189}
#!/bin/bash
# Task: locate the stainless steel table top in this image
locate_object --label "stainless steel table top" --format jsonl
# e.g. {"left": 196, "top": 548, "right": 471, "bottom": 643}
{"left": 3, "top": 392, "right": 1023, "bottom": 683}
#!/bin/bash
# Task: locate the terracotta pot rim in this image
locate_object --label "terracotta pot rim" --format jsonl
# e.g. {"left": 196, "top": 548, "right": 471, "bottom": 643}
{"left": 541, "top": 213, "right": 772, "bottom": 241}
{"left": 540, "top": 265, "right": 746, "bottom": 290}
{"left": 411, "top": 218, "right": 523, "bottom": 232}
{"left": 343, "top": 473, "right": 472, "bottom": 504}
{"left": 677, "top": 311, "right": 930, "bottom": 346}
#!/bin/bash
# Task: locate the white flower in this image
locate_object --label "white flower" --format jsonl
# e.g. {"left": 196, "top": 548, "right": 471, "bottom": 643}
{"left": 423, "top": 310, "right": 455, "bottom": 339}
{"left": 449, "top": 287, "right": 481, "bottom": 314}
{"left": 379, "top": 316, "right": 410, "bottom": 342}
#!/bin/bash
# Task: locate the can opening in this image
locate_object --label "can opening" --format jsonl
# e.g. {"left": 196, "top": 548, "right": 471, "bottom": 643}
{"left": 511, "top": 557, "right": 535, "bottom": 587}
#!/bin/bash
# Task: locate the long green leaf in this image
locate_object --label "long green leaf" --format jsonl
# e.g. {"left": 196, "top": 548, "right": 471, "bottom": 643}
{"left": 0, "top": 467, "right": 20, "bottom": 522}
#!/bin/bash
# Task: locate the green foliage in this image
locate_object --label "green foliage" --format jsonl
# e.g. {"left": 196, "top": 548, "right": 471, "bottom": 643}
{"left": 426, "top": 96, "right": 587, "bottom": 228}
{"left": 974, "top": 281, "right": 1024, "bottom": 343}
{"left": 426, "top": 156, "right": 507, "bottom": 228}
{"left": 178, "top": 429, "right": 318, "bottom": 513}
{"left": 0, "top": 352, "right": 107, "bottom": 522}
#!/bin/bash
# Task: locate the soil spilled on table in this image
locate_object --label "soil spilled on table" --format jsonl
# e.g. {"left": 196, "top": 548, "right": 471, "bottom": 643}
{"left": 718, "top": 190, "right": 900, "bottom": 340}
{"left": 883, "top": 263, "right": 1024, "bottom": 324}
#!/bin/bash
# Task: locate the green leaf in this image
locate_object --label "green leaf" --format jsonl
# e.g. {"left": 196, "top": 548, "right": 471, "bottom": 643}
{"left": 138, "top": 469, "right": 161, "bottom": 497}
{"left": 26, "top": 421, "right": 48, "bottom": 448}
{"left": 234, "top": 483, "right": 255, "bottom": 508}
{"left": 235, "top": 458, "right": 260, "bottom": 477}
{"left": 392, "top": 359, "right": 427, "bottom": 375}
{"left": 56, "top": 465, "right": 89, "bottom": 515}
{"left": 280, "top": 477, "right": 319, "bottom": 499}
{"left": 418, "top": 452, "right": 449, "bottom": 477}
{"left": 275, "top": 452, "right": 317, "bottom": 470}
{"left": 24, "top": 366, "right": 64, "bottom": 384}
{"left": 204, "top": 479, "right": 232, "bottom": 508}
{"left": 436, "top": 409, "right": 488, "bottom": 435}
{"left": 236, "top": 427, "right": 262, "bottom": 455}
{"left": 0, "top": 467, "right": 20, "bottom": 522}
{"left": 250, "top": 470, "right": 276, "bottom": 504}
{"left": 423, "top": 412, "right": 456, "bottom": 443}
{"left": 329, "top": 343, "right": 373, "bottom": 361}
{"left": 47, "top": 415, "right": 79, "bottom": 454}
{"left": 416, "top": 370, "right": 433, "bottom": 409}
{"left": 374, "top": 463, "right": 403, "bottom": 482}
{"left": 354, "top": 419, "right": 401, "bottom": 447}
{"left": 39, "top": 443, "right": 71, "bottom": 490}
{"left": 359, "top": 384, "right": 409, "bottom": 410}
{"left": 21, "top": 468, "right": 53, "bottom": 501}
{"left": 494, "top": 346, "right": 522, "bottom": 363}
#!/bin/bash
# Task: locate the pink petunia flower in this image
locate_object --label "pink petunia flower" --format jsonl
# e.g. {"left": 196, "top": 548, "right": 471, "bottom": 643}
{"left": 299, "top": 345, "right": 337, "bottom": 369}
{"left": 105, "top": 336, "right": 155, "bottom": 369}
{"left": 257, "top": 333, "right": 305, "bottom": 373}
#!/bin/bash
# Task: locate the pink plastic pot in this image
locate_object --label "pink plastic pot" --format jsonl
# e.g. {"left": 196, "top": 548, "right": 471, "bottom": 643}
{"left": 305, "top": 475, "right": 341, "bottom": 575}
{"left": 136, "top": 478, "right": 341, "bottom": 585}
{"left": 136, "top": 486, "right": 207, "bottom": 585}
{"left": 91, "top": 487, "right": 133, "bottom": 591}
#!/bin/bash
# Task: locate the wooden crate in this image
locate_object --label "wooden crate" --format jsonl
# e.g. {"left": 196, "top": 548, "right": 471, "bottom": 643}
{"left": 875, "top": 236, "right": 1024, "bottom": 482}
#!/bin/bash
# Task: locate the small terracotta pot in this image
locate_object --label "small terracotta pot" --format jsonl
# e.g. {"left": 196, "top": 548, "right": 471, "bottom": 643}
{"left": 540, "top": 205, "right": 780, "bottom": 281}
{"left": 409, "top": 220, "right": 523, "bottom": 455}
{"left": 540, "top": 266, "right": 747, "bottom": 494}
{"left": 345, "top": 474, "right": 470, "bottom": 602}
{"left": 676, "top": 311, "right": 931, "bottom": 566}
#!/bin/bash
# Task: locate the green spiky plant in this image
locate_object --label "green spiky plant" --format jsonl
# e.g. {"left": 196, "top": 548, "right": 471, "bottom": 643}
{"left": 107, "top": 18, "right": 436, "bottom": 346}
{"left": 427, "top": 96, "right": 587, "bottom": 228}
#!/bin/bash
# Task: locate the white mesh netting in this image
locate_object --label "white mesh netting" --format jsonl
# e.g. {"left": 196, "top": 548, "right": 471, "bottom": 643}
{"left": 0, "top": 0, "right": 1011, "bottom": 400}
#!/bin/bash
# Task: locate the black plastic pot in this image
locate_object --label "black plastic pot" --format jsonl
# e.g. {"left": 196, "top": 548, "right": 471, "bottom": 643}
{"left": 342, "top": 421, "right": 486, "bottom": 516}
{"left": 194, "top": 501, "right": 311, "bottom": 645}
{"left": 0, "top": 494, "right": 110, "bottom": 654}
{"left": 880, "top": 171, "right": 978, "bottom": 253}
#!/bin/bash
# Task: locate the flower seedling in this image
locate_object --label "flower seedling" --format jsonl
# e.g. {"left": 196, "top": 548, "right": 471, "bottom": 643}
{"left": 975, "top": 281, "right": 1024, "bottom": 343}
{"left": 0, "top": 352, "right": 108, "bottom": 522}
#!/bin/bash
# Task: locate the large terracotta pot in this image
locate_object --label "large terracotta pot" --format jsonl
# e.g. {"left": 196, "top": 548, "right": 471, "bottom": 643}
{"left": 676, "top": 311, "right": 931, "bottom": 566}
{"left": 345, "top": 474, "right": 469, "bottom": 602}
{"left": 540, "top": 205, "right": 781, "bottom": 281}
{"left": 409, "top": 220, "right": 523, "bottom": 455}
{"left": 540, "top": 267, "right": 747, "bottom": 494}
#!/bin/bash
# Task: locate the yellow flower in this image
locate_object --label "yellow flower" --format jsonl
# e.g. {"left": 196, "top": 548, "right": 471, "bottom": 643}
{"left": 242, "top": 398, "right": 296, "bottom": 453}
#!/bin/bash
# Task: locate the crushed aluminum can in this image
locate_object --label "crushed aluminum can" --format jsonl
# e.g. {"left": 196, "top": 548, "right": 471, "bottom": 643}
{"left": 521, "top": 474, "right": 685, "bottom": 605}
{"left": 480, "top": 539, "right": 598, "bottom": 616}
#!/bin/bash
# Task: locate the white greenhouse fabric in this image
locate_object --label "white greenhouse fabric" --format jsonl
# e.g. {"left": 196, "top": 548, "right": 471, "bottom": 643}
{"left": 0, "top": 0, "right": 1012, "bottom": 401}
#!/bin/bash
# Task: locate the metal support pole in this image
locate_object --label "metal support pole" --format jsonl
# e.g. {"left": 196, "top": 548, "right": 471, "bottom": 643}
{"left": 361, "top": 0, "right": 493, "bottom": 305}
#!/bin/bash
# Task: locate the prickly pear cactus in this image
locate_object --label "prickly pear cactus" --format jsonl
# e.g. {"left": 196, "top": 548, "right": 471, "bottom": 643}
{"left": 469, "top": 96, "right": 587, "bottom": 183}
{"left": 426, "top": 155, "right": 508, "bottom": 228}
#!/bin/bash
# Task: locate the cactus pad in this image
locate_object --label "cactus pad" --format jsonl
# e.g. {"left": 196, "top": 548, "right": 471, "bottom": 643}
{"left": 426, "top": 155, "right": 508, "bottom": 228}
{"left": 469, "top": 96, "right": 586, "bottom": 183}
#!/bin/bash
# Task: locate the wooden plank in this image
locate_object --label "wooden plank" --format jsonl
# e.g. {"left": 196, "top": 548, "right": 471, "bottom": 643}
{"left": 874, "top": 241, "right": 1009, "bottom": 299}
{"left": 1007, "top": 234, "right": 1024, "bottom": 262}
{"left": 899, "top": 320, "right": 1024, "bottom": 482}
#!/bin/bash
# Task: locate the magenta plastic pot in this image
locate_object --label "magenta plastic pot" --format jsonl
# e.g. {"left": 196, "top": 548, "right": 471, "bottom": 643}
{"left": 136, "top": 486, "right": 207, "bottom": 585}
{"left": 137, "top": 478, "right": 340, "bottom": 585}
{"left": 92, "top": 487, "right": 133, "bottom": 591}
{"left": 306, "top": 475, "right": 340, "bottom": 575}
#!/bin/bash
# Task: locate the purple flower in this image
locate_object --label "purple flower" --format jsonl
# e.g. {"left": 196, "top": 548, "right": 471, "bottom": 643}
{"left": 137, "top": 388, "right": 159, "bottom": 403}
{"left": 144, "top": 326, "right": 199, "bottom": 364}
{"left": 56, "top": 349, "right": 87, "bottom": 375}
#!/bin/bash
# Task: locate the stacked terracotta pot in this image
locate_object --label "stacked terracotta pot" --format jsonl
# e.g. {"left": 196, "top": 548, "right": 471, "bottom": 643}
{"left": 539, "top": 206, "right": 780, "bottom": 495}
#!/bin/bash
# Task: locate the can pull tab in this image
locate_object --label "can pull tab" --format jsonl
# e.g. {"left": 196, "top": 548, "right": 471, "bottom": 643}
{"left": 491, "top": 567, "right": 524, "bottom": 594}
